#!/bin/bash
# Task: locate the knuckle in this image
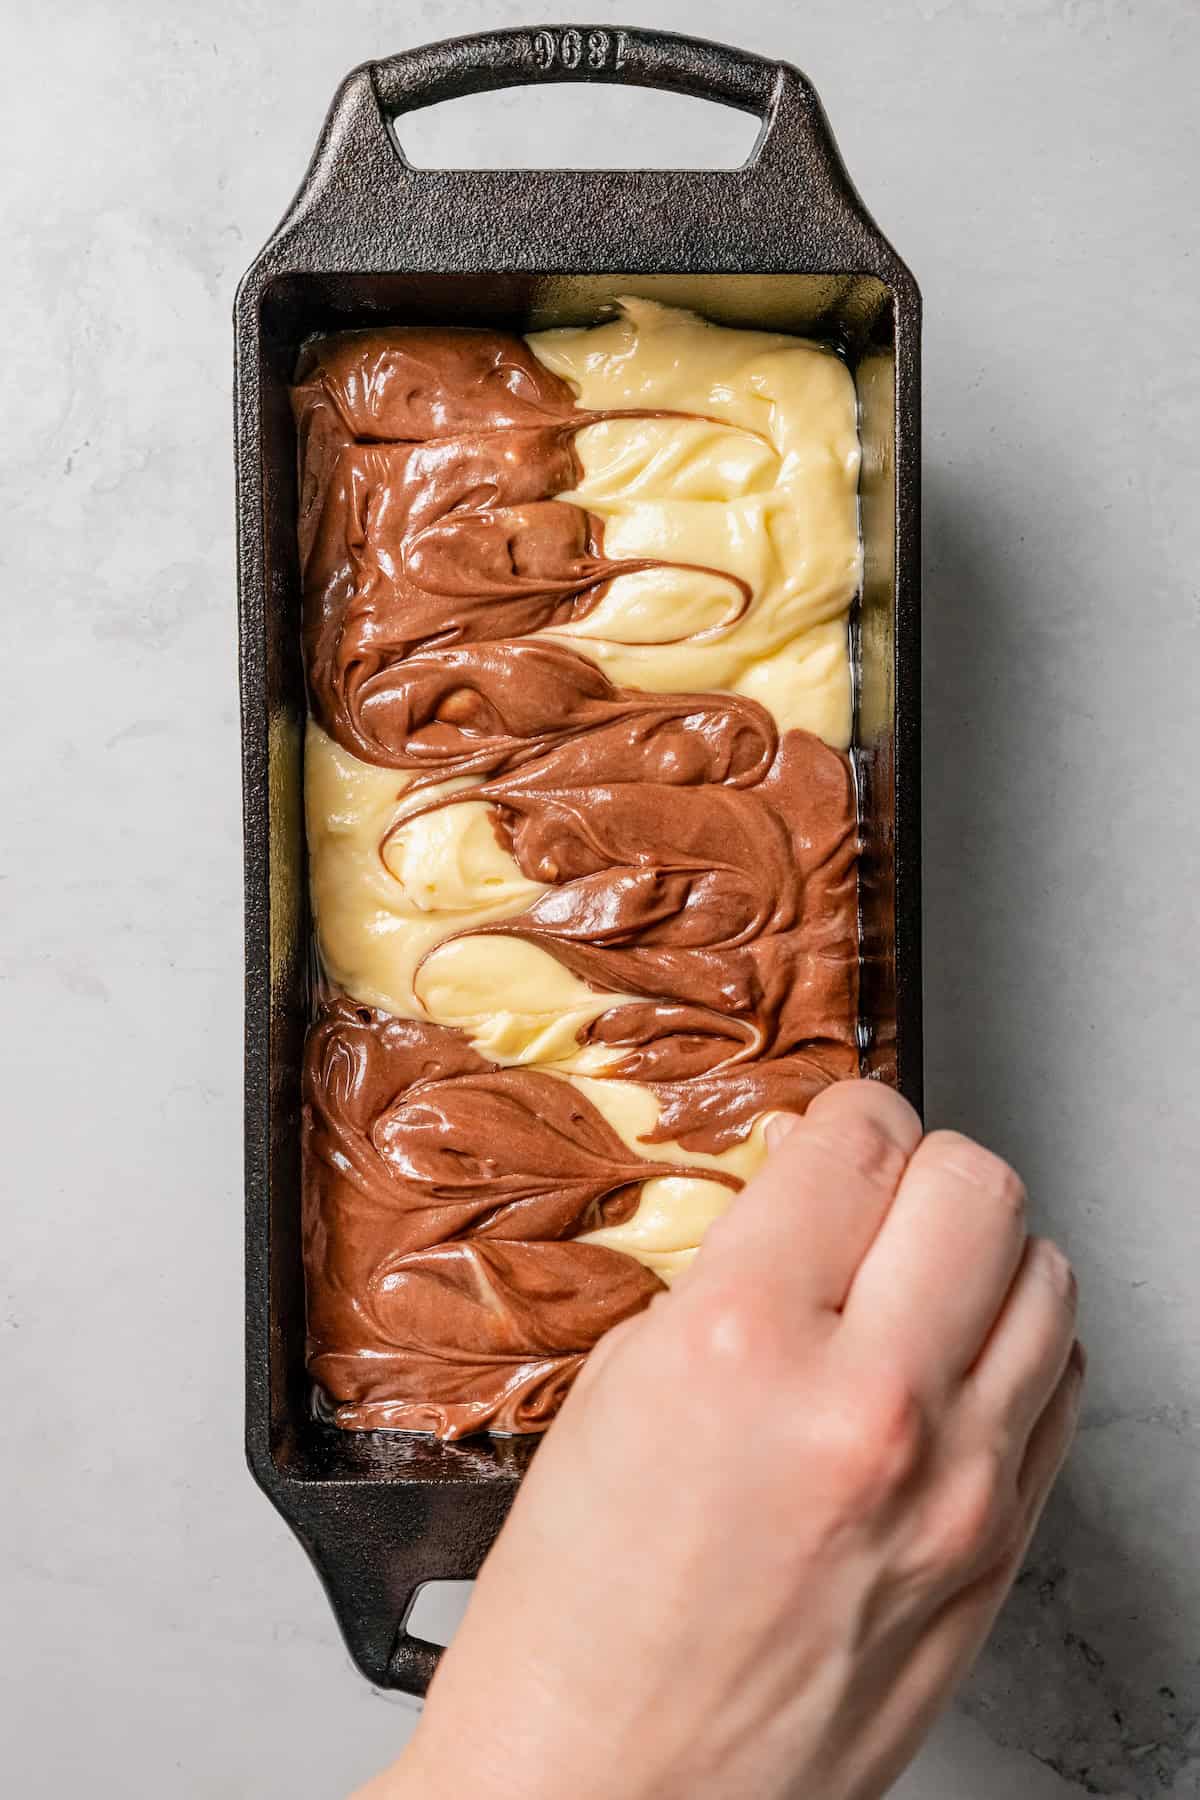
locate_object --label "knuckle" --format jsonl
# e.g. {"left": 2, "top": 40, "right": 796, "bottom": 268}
{"left": 803, "top": 1113, "right": 911, "bottom": 1195}
{"left": 919, "top": 1450, "right": 1015, "bottom": 1577}
{"left": 922, "top": 1132, "right": 1027, "bottom": 1222}
{"left": 827, "top": 1373, "right": 928, "bottom": 1511}
{"left": 681, "top": 1285, "right": 790, "bottom": 1381}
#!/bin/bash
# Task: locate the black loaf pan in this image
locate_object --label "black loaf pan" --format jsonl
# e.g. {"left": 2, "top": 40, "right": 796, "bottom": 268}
{"left": 235, "top": 23, "right": 922, "bottom": 1697}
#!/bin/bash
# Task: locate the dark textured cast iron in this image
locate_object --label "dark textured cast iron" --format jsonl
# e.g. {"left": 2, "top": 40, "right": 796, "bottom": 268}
{"left": 235, "top": 23, "right": 922, "bottom": 1697}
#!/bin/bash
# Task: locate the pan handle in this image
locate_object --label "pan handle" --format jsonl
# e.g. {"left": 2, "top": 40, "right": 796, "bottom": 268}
{"left": 371, "top": 24, "right": 783, "bottom": 144}
{"left": 386, "top": 1625, "right": 443, "bottom": 1697}
{"left": 263, "top": 24, "right": 890, "bottom": 286}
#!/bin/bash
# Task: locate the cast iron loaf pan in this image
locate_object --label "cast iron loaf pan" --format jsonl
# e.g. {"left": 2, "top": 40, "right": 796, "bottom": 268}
{"left": 235, "top": 23, "right": 922, "bottom": 1697}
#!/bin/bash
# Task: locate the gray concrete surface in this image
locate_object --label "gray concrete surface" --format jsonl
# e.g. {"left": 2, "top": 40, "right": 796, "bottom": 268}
{"left": 2, "top": 1, "right": 1197, "bottom": 1794}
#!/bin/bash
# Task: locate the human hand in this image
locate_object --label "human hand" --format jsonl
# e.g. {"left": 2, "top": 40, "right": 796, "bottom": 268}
{"left": 367, "top": 1081, "right": 1084, "bottom": 1800}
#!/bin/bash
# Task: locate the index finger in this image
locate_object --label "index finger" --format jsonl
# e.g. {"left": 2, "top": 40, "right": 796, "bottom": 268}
{"left": 690, "top": 1080, "right": 922, "bottom": 1314}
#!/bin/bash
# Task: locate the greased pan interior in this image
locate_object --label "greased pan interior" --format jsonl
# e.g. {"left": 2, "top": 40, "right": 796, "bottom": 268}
{"left": 235, "top": 24, "right": 921, "bottom": 1696}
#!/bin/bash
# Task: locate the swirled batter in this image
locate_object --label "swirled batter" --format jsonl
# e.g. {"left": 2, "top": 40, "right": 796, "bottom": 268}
{"left": 297, "top": 301, "right": 862, "bottom": 1437}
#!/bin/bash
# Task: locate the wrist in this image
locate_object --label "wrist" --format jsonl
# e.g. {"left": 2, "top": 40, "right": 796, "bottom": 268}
{"left": 383, "top": 1729, "right": 545, "bottom": 1800}
{"left": 394, "top": 1703, "right": 658, "bottom": 1800}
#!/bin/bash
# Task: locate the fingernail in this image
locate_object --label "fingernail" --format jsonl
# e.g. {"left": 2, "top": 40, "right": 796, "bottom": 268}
{"left": 765, "top": 1113, "right": 801, "bottom": 1154}
{"left": 1040, "top": 1241, "right": 1078, "bottom": 1306}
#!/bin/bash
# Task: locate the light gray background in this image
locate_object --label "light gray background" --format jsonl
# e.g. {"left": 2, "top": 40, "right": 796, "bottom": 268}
{"left": 3, "top": 1, "right": 1197, "bottom": 1794}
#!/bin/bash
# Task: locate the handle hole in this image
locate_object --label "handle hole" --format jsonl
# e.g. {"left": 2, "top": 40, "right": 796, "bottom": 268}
{"left": 404, "top": 1578, "right": 475, "bottom": 1646}
{"left": 395, "top": 86, "right": 762, "bottom": 170}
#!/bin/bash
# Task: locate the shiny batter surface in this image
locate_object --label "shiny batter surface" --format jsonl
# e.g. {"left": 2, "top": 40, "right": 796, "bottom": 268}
{"left": 297, "top": 301, "right": 862, "bottom": 1436}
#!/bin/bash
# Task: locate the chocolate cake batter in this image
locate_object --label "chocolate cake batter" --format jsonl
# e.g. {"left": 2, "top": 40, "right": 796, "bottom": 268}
{"left": 296, "top": 301, "right": 862, "bottom": 1437}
